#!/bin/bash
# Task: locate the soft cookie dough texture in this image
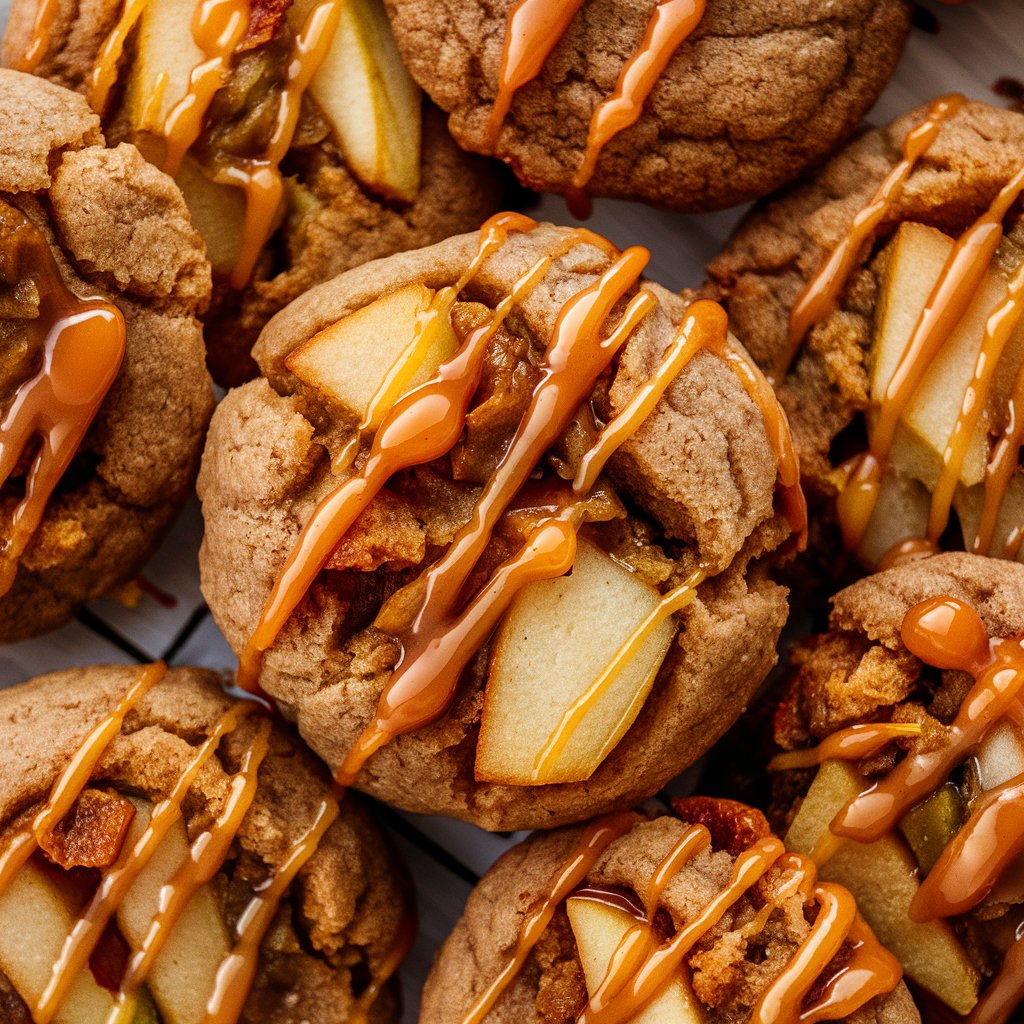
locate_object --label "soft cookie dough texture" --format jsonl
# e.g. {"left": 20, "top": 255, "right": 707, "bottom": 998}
{"left": 199, "top": 221, "right": 791, "bottom": 831}
{"left": 0, "top": 70, "right": 213, "bottom": 640}
{"left": 385, "top": 0, "right": 912, "bottom": 211}
{"left": 0, "top": 664, "right": 410, "bottom": 1024}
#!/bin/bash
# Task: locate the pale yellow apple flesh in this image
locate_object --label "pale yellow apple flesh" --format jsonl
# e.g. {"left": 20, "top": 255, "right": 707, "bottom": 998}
{"left": 975, "top": 721, "right": 1024, "bottom": 790}
{"left": 785, "top": 759, "right": 980, "bottom": 1015}
{"left": 174, "top": 157, "right": 247, "bottom": 276}
{"left": 124, "top": 0, "right": 204, "bottom": 135}
{"left": 566, "top": 895, "right": 705, "bottom": 1023}
{"left": 0, "top": 859, "right": 119, "bottom": 1023}
{"left": 475, "top": 539, "right": 675, "bottom": 786}
{"left": 284, "top": 282, "right": 458, "bottom": 422}
{"left": 954, "top": 477, "right": 1024, "bottom": 563}
{"left": 291, "top": 0, "right": 422, "bottom": 202}
{"left": 857, "top": 468, "right": 930, "bottom": 567}
{"left": 117, "top": 800, "right": 232, "bottom": 1024}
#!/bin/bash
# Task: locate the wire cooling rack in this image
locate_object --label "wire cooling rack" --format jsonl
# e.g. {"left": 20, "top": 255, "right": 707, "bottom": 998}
{"left": 0, "top": 1, "right": 1020, "bottom": 1016}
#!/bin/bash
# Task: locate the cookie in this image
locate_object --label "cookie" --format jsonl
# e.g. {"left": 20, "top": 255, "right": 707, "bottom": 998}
{"left": 422, "top": 801, "right": 919, "bottom": 1023}
{"left": 198, "top": 215, "right": 802, "bottom": 830}
{"left": 0, "top": 68, "right": 213, "bottom": 641}
{"left": 767, "top": 552, "right": 1024, "bottom": 1021}
{"left": 707, "top": 98, "right": 1024, "bottom": 575}
{"left": 384, "top": 0, "right": 912, "bottom": 213}
{"left": 2, "top": 0, "right": 508, "bottom": 385}
{"left": 0, "top": 662, "right": 411, "bottom": 1024}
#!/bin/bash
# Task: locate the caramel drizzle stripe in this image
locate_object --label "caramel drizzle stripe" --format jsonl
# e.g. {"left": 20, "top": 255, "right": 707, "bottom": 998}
{"left": 965, "top": 932, "right": 1024, "bottom": 1024}
{"left": 35, "top": 701, "right": 254, "bottom": 1023}
{"left": 484, "top": 0, "right": 586, "bottom": 150}
{"left": 201, "top": 793, "right": 341, "bottom": 1024}
{"left": 159, "top": 0, "right": 251, "bottom": 176}
{"left": 568, "top": 0, "right": 705, "bottom": 198}
{"left": 530, "top": 566, "right": 706, "bottom": 781}
{"left": 766, "top": 722, "right": 924, "bottom": 772}
{"left": 0, "top": 662, "right": 166, "bottom": 898}
{"left": 579, "top": 837, "right": 787, "bottom": 1024}
{"left": 222, "top": 0, "right": 342, "bottom": 289}
{"left": 235, "top": 213, "right": 544, "bottom": 692}
{"left": 13, "top": 0, "right": 60, "bottom": 71}
{"left": 877, "top": 536, "right": 939, "bottom": 571}
{"left": 88, "top": 0, "right": 151, "bottom": 113}
{"left": 458, "top": 811, "right": 636, "bottom": 1024}
{"left": 839, "top": 162, "right": 1024, "bottom": 552}
{"left": 348, "top": 904, "right": 418, "bottom": 1024}
{"left": 106, "top": 718, "right": 271, "bottom": 1023}
{"left": 337, "top": 268, "right": 656, "bottom": 783}
{"left": 783, "top": 94, "right": 963, "bottom": 379}
{"left": 928, "top": 258, "right": 1024, "bottom": 543}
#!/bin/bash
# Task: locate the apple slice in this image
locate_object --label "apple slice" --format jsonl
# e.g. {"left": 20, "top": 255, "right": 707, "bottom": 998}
{"left": 786, "top": 759, "right": 980, "bottom": 1015}
{"left": 290, "top": 0, "right": 421, "bottom": 201}
{"left": 954, "top": 478, "right": 1024, "bottom": 564}
{"left": 475, "top": 539, "right": 675, "bottom": 786}
{"left": 124, "top": 0, "right": 205, "bottom": 135}
{"left": 173, "top": 157, "right": 247, "bottom": 276}
{"left": 284, "top": 282, "right": 457, "bottom": 422}
{"left": 857, "top": 468, "right": 930, "bottom": 567}
{"left": 871, "top": 222, "right": 1024, "bottom": 489}
{"left": 976, "top": 721, "right": 1024, "bottom": 791}
{"left": 566, "top": 894, "right": 705, "bottom": 1023}
{"left": 0, "top": 859, "right": 118, "bottom": 1023}
{"left": 117, "top": 800, "right": 231, "bottom": 1024}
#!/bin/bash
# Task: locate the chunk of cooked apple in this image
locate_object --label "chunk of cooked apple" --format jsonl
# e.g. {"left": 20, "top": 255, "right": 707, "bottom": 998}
{"left": 786, "top": 759, "right": 980, "bottom": 1015}
{"left": 566, "top": 894, "right": 705, "bottom": 1023}
{"left": 954, "top": 478, "right": 1024, "bottom": 563}
{"left": 475, "top": 539, "right": 675, "bottom": 786}
{"left": 0, "top": 858, "right": 118, "bottom": 1023}
{"left": 856, "top": 468, "right": 930, "bottom": 567}
{"left": 173, "top": 157, "right": 247, "bottom": 277}
{"left": 284, "top": 282, "right": 458, "bottom": 424}
{"left": 117, "top": 800, "right": 231, "bottom": 1024}
{"left": 975, "top": 721, "right": 1024, "bottom": 791}
{"left": 290, "top": 0, "right": 422, "bottom": 201}
{"left": 871, "top": 222, "right": 1024, "bottom": 489}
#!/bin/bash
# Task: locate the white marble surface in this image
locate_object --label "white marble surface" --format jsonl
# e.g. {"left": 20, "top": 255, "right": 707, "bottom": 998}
{"left": 0, "top": 1, "right": 1020, "bottom": 1018}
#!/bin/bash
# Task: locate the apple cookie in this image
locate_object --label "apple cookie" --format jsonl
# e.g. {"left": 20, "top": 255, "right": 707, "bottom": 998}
{"left": 706, "top": 97, "right": 1024, "bottom": 573}
{"left": 0, "top": 661, "right": 412, "bottom": 1024}
{"left": 2, "top": 0, "right": 507, "bottom": 385}
{"left": 421, "top": 798, "right": 919, "bottom": 1024}
{"left": 383, "top": 0, "right": 912, "bottom": 214}
{"left": 0, "top": 69, "right": 213, "bottom": 641}
{"left": 767, "top": 552, "right": 1024, "bottom": 1022}
{"left": 198, "top": 214, "right": 803, "bottom": 831}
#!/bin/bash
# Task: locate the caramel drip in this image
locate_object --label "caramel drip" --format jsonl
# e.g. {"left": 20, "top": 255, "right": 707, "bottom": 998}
{"left": 337, "top": 212, "right": 543, "bottom": 472}
{"left": 783, "top": 95, "right": 963, "bottom": 378}
{"left": 928, "top": 259, "right": 1024, "bottom": 543}
{"left": 0, "top": 205, "right": 127, "bottom": 597}
{"left": 877, "top": 537, "right": 939, "bottom": 571}
{"left": 767, "top": 722, "right": 924, "bottom": 772}
{"left": 108, "top": 719, "right": 271, "bottom": 1024}
{"left": 35, "top": 701, "right": 254, "bottom": 1023}
{"left": 234, "top": 214, "right": 543, "bottom": 693}
{"left": 911, "top": 770, "right": 1024, "bottom": 922}
{"left": 530, "top": 566, "right": 706, "bottom": 781}
{"left": 0, "top": 663, "right": 165, "bottom": 898}
{"left": 830, "top": 596, "right": 1024, "bottom": 843}
{"left": 337, "top": 249, "right": 654, "bottom": 783}
{"left": 159, "top": 0, "right": 250, "bottom": 176}
{"left": 838, "top": 163, "right": 1024, "bottom": 553}
{"left": 975, "top": 358, "right": 1024, "bottom": 557}
{"left": 88, "top": 0, "right": 151, "bottom": 113}
{"left": 565, "top": 0, "right": 704, "bottom": 214}
{"left": 573, "top": 298, "right": 726, "bottom": 494}
{"left": 12, "top": 0, "right": 60, "bottom": 71}
{"left": 223, "top": 0, "right": 341, "bottom": 289}
{"left": 348, "top": 904, "right": 418, "bottom": 1024}
{"left": 484, "top": 0, "right": 586, "bottom": 150}
{"left": 202, "top": 793, "right": 340, "bottom": 1023}
{"left": 458, "top": 812, "right": 636, "bottom": 1024}
{"left": 966, "top": 931, "right": 1024, "bottom": 1024}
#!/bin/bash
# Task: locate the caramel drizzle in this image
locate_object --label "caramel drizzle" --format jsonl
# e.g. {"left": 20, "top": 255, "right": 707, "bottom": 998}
{"left": 809, "top": 595, "right": 1024, "bottom": 1024}
{"left": 34, "top": 701, "right": 255, "bottom": 1023}
{"left": 87, "top": 0, "right": 151, "bottom": 114}
{"left": 767, "top": 722, "right": 924, "bottom": 772}
{"left": 458, "top": 811, "right": 637, "bottom": 1024}
{"left": 0, "top": 206, "right": 127, "bottom": 598}
{"left": 565, "top": 0, "right": 705, "bottom": 213}
{"left": 783, "top": 95, "right": 963, "bottom": 378}
{"left": 877, "top": 537, "right": 939, "bottom": 571}
{"left": 837, "top": 163, "right": 1024, "bottom": 555}
{"left": 348, "top": 904, "right": 418, "bottom": 1024}
{"left": 12, "top": 0, "right": 60, "bottom": 71}
{"left": 0, "top": 662, "right": 166, "bottom": 898}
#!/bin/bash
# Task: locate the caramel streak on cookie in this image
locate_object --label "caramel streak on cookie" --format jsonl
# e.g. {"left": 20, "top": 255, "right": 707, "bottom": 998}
{"left": 978, "top": 358, "right": 1024, "bottom": 557}
{"left": 767, "top": 721, "right": 923, "bottom": 772}
{"left": 784, "top": 94, "right": 963, "bottom": 378}
{"left": 88, "top": 0, "right": 151, "bottom": 113}
{"left": 0, "top": 203, "right": 127, "bottom": 598}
